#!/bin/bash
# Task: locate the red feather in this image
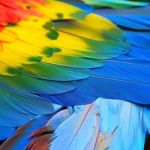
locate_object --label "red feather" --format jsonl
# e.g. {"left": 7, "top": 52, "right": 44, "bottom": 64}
{"left": 26, "top": 126, "right": 53, "bottom": 150}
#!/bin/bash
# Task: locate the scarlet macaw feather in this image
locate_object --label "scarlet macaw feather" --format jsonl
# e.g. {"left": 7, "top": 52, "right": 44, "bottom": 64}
{"left": 0, "top": 0, "right": 150, "bottom": 149}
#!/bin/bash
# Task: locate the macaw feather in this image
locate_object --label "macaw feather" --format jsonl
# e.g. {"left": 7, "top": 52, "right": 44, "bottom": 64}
{"left": 26, "top": 109, "right": 70, "bottom": 150}
{"left": 0, "top": 116, "right": 51, "bottom": 150}
{"left": 50, "top": 102, "right": 101, "bottom": 150}
{"left": 0, "top": 0, "right": 128, "bottom": 132}
{"left": 98, "top": 128, "right": 117, "bottom": 150}
{"left": 0, "top": 127, "right": 15, "bottom": 141}
{"left": 0, "top": 1, "right": 150, "bottom": 148}
{"left": 95, "top": 98, "right": 150, "bottom": 150}
{"left": 82, "top": 0, "right": 149, "bottom": 8}
{"left": 0, "top": 109, "right": 70, "bottom": 150}
{"left": 26, "top": 126, "right": 53, "bottom": 150}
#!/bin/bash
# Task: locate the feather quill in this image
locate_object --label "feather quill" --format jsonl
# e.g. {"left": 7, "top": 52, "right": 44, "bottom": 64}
{"left": 50, "top": 102, "right": 100, "bottom": 150}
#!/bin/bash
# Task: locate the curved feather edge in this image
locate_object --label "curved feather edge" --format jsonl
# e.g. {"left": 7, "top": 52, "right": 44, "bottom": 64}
{"left": 25, "top": 109, "right": 70, "bottom": 150}
{"left": 82, "top": 0, "right": 149, "bottom": 8}
{"left": 0, "top": 116, "right": 51, "bottom": 150}
{"left": 2, "top": 98, "right": 150, "bottom": 150}
{"left": 50, "top": 102, "right": 100, "bottom": 150}
{"left": 47, "top": 98, "right": 150, "bottom": 150}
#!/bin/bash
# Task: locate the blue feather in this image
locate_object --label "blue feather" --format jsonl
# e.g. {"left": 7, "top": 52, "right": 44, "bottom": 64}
{"left": 41, "top": 6, "right": 150, "bottom": 106}
{"left": 102, "top": 15, "right": 150, "bottom": 30}
{"left": 0, "top": 116, "right": 51, "bottom": 150}
{"left": 96, "top": 98, "right": 150, "bottom": 150}
{"left": 0, "top": 127, "right": 15, "bottom": 141}
{"left": 49, "top": 98, "right": 150, "bottom": 150}
{"left": 51, "top": 103, "right": 100, "bottom": 150}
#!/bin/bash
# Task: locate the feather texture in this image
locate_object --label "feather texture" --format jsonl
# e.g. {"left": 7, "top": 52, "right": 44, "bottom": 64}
{"left": 23, "top": 98, "right": 150, "bottom": 150}
{"left": 0, "top": 1, "right": 150, "bottom": 149}
{"left": 50, "top": 102, "right": 100, "bottom": 150}
{"left": 82, "top": 0, "right": 149, "bottom": 8}
{"left": 0, "top": 116, "right": 51, "bottom": 150}
{"left": 0, "top": 108, "right": 70, "bottom": 150}
{"left": 0, "top": 0, "right": 127, "bottom": 134}
{"left": 96, "top": 98, "right": 150, "bottom": 150}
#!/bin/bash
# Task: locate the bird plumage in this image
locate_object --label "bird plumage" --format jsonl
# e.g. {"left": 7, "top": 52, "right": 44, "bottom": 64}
{"left": 82, "top": 0, "right": 150, "bottom": 8}
{"left": 0, "top": 0, "right": 150, "bottom": 149}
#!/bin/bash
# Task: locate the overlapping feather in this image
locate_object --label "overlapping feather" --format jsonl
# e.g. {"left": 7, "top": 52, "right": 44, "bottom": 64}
{"left": 0, "top": 0, "right": 150, "bottom": 149}
{"left": 82, "top": 0, "right": 149, "bottom": 8}
{"left": 3, "top": 98, "right": 148, "bottom": 150}
{"left": 0, "top": 0, "right": 127, "bottom": 138}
